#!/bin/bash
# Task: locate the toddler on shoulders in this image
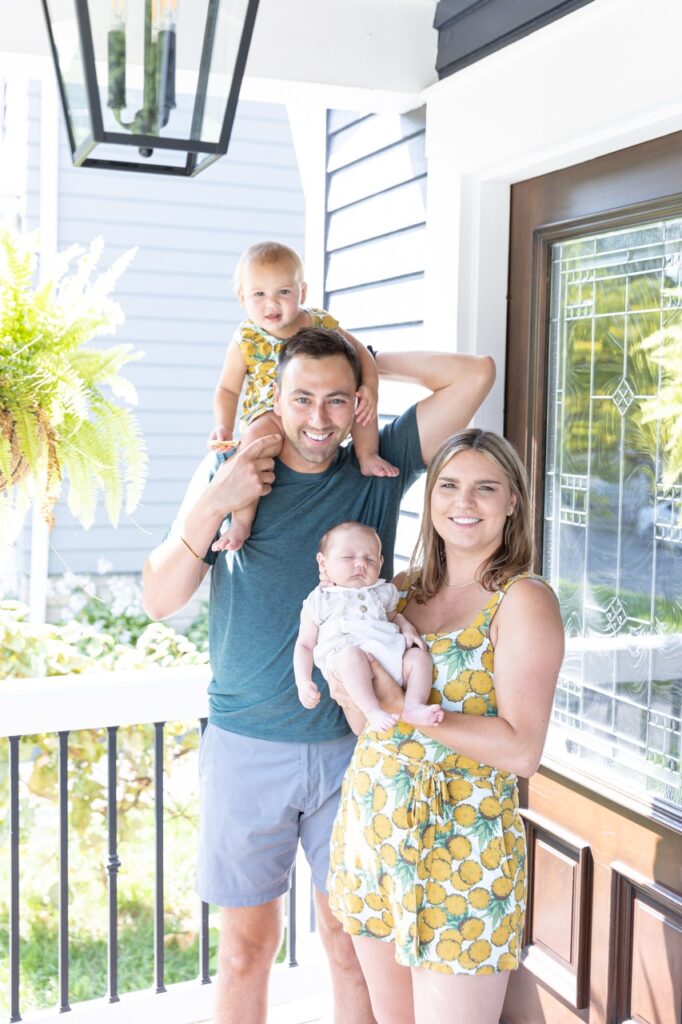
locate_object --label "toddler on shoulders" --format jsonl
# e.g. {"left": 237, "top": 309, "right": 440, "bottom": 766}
{"left": 209, "top": 242, "right": 398, "bottom": 551}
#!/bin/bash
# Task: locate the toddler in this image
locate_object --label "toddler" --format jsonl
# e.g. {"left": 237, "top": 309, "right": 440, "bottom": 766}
{"left": 209, "top": 241, "right": 398, "bottom": 551}
{"left": 294, "top": 522, "right": 444, "bottom": 731}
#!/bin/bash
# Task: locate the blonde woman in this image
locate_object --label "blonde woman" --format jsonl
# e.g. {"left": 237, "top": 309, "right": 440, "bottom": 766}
{"left": 327, "top": 429, "right": 565, "bottom": 1024}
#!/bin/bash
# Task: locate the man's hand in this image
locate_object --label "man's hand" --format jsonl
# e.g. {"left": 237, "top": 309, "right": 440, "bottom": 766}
{"left": 210, "top": 433, "right": 281, "bottom": 516}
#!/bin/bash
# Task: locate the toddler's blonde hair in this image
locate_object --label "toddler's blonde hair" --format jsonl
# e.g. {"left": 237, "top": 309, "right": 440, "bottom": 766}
{"left": 233, "top": 241, "right": 304, "bottom": 294}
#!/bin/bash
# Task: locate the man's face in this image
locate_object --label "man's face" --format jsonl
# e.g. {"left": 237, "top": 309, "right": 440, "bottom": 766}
{"left": 273, "top": 354, "right": 358, "bottom": 473}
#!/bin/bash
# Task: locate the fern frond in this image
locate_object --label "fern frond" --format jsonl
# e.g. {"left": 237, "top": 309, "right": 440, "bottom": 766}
{"left": 11, "top": 408, "right": 45, "bottom": 478}
{"left": 59, "top": 420, "right": 102, "bottom": 529}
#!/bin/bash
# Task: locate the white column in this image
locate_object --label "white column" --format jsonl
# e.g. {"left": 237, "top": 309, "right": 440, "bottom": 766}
{"left": 28, "top": 71, "right": 59, "bottom": 624}
{"left": 286, "top": 104, "right": 328, "bottom": 304}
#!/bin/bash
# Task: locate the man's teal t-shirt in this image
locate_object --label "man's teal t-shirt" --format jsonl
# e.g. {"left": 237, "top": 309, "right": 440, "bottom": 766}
{"left": 205, "top": 405, "right": 423, "bottom": 743}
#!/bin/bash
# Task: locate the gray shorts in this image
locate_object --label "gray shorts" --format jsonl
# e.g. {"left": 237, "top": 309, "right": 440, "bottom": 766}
{"left": 197, "top": 724, "right": 357, "bottom": 907}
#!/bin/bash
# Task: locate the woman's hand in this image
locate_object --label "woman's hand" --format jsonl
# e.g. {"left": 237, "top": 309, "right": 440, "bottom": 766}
{"left": 327, "top": 670, "right": 366, "bottom": 735}
{"left": 367, "top": 655, "right": 405, "bottom": 718}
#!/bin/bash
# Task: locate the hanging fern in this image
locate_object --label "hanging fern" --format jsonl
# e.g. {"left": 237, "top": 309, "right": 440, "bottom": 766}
{"left": 0, "top": 228, "right": 147, "bottom": 541}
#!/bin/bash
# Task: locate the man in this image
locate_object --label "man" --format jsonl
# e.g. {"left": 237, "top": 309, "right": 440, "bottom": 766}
{"left": 143, "top": 329, "right": 494, "bottom": 1023}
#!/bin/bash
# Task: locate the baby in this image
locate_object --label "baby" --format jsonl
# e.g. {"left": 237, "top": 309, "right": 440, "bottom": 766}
{"left": 294, "top": 521, "right": 444, "bottom": 731}
{"left": 209, "top": 241, "right": 398, "bottom": 551}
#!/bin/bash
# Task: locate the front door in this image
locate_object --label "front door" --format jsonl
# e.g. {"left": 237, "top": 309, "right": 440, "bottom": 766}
{"left": 503, "top": 132, "right": 682, "bottom": 1024}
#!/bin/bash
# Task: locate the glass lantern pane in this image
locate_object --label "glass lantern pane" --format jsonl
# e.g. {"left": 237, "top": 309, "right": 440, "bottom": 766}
{"left": 84, "top": 0, "right": 254, "bottom": 148}
{"left": 43, "top": 0, "right": 94, "bottom": 151}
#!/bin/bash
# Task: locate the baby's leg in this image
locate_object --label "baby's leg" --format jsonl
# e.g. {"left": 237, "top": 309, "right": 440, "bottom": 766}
{"left": 332, "top": 645, "right": 398, "bottom": 732}
{"left": 213, "top": 410, "right": 283, "bottom": 552}
{"left": 401, "top": 648, "right": 444, "bottom": 727}
{"left": 351, "top": 418, "right": 399, "bottom": 478}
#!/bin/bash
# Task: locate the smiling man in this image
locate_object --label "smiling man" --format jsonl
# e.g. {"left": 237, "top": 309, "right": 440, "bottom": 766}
{"left": 142, "top": 328, "right": 494, "bottom": 1024}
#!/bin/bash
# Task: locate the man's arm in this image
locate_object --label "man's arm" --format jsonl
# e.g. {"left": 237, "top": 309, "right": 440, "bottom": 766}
{"left": 376, "top": 351, "right": 495, "bottom": 464}
{"left": 142, "top": 434, "right": 281, "bottom": 621}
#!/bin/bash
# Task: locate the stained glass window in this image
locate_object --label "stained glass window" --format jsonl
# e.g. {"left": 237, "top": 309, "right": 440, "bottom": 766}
{"left": 544, "top": 216, "right": 682, "bottom": 807}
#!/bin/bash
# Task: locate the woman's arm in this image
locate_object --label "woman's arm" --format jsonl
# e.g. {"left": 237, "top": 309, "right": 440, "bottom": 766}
{"left": 415, "top": 579, "right": 564, "bottom": 776}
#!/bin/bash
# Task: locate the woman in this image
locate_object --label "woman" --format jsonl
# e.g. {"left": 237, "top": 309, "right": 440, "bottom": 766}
{"left": 327, "top": 429, "right": 564, "bottom": 1024}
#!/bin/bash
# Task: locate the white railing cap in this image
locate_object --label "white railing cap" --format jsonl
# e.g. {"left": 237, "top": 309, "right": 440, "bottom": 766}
{"left": 0, "top": 665, "right": 211, "bottom": 737}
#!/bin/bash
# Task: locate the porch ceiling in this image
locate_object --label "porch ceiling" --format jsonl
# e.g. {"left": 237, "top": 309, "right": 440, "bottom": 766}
{"left": 0, "top": 0, "right": 438, "bottom": 112}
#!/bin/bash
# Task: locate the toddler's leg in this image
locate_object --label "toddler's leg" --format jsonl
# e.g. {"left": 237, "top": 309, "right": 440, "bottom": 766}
{"left": 213, "top": 411, "right": 283, "bottom": 552}
{"left": 401, "top": 648, "right": 444, "bottom": 727}
{"left": 351, "top": 418, "right": 399, "bottom": 478}
{"left": 333, "top": 645, "right": 398, "bottom": 732}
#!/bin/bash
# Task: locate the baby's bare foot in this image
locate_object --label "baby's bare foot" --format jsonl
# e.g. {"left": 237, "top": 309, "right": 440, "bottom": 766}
{"left": 402, "top": 704, "right": 444, "bottom": 727}
{"left": 367, "top": 708, "right": 399, "bottom": 732}
{"left": 359, "top": 453, "right": 400, "bottom": 478}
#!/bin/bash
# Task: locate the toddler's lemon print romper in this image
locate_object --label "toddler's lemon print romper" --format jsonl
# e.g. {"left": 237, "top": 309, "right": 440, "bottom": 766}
{"left": 236, "top": 308, "right": 339, "bottom": 427}
{"left": 328, "top": 575, "right": 541, "bottom": 974}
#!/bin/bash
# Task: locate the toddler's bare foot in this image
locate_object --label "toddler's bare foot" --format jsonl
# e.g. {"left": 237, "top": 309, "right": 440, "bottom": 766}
{"left": 359, "top": 453, "right": 400, "bottom": 478}
{"left": 402, "top": 704, "right": 444, "bottom": 727}
{"left": 367, "top": 708, "right": 399, "bottom": 732}
{"left": 211, "top": 521, "right": 251, "bottom": 552}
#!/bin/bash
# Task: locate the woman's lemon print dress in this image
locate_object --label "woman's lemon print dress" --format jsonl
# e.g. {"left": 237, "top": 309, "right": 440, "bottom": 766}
{"left": 328, "top": 575, "right": 539, "bottom": 975}
{"left": 236, "top": 308, "right": 339, "bottom": 426}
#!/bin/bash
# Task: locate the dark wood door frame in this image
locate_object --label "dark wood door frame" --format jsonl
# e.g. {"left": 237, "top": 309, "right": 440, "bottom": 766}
{"left": 504, "top": 130, "right": 682, "bottom": 1024}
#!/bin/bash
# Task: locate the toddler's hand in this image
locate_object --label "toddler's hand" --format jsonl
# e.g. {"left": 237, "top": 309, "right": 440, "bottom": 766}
{"left": 208, "top": 424, "right": 233, "bottom": 449}
{"left": 298, "top": 681, "right": 321, "bottom": 709}
{"left": 355, "top": 385, "right": 377, "bottom": 427}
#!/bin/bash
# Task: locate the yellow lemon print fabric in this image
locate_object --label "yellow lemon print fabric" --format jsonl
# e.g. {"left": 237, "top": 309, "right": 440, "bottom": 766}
{"left": 328, "top": 576, "right": 537, "bottom": 974}
{"left": 237, "top": 308, "right": 339, "bottom": 426}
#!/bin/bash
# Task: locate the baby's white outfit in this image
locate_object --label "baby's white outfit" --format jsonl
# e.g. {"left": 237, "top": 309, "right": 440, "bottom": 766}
{"left": 303, "top": 579, "right": 405, "bottom": 683}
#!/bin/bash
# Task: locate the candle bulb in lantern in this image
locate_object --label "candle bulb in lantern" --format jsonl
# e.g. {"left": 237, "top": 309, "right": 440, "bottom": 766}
{"left": 156, "top": 27, "right": 176, "bottom": 128}
{"left": 107, "top": 1, "right": 127, "bottom": 110}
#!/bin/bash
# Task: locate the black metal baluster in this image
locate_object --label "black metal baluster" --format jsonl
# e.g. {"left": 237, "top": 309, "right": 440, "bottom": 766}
{"left": 58, "top": 731, "right": 70, "bottom": 1013}
{"left": 106, "top": 726, "right": 120, "bottom": 1003}
{"left": 154, "top": 721, "right": 166, "bottom": 993}
{"left": 198, "top": 717, "right": 211, "bottom": 985}
{"left": 9, "top": 735, "right": 21, "bottom": 1023}
{"left": 287, "top": 866, "right": 298, "bottom": 967}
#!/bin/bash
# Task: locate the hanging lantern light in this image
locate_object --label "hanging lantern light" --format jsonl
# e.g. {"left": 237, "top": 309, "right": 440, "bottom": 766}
{"left": 41, "top": 0, "right": 260, "bottom": 175}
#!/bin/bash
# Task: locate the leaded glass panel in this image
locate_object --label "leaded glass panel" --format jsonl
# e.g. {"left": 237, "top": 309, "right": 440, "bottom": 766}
{"left": 544, "top": 216, "right": 682, "bottom": 807}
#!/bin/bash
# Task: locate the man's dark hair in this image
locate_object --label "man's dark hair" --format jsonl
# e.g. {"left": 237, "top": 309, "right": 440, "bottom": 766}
{"left": 276, "top": 327, "right": 361, "bottom": 388}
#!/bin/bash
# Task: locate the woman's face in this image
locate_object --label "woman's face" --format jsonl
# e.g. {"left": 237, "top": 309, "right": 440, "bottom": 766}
{"left": 430, "top": 449, "right": 516, "bottom": 558}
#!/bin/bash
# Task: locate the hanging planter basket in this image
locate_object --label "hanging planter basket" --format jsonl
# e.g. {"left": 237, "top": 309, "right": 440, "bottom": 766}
{"left": 0, "top": 411, "right": 33, "bottom": 493}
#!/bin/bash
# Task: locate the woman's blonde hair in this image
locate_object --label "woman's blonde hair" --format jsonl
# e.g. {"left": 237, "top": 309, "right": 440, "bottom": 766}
{"left": 409, "top": 429, "right": 535, "bottom": 602}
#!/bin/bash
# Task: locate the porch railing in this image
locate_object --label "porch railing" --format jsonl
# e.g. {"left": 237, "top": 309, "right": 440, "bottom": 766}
{"left": 1, "top": 667, "right": 318, "bottom": 1023}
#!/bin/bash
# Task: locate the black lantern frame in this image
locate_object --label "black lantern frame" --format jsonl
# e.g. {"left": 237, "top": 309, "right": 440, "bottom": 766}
{"left": 41, "top": 0, "right": 261, "bottom": 176}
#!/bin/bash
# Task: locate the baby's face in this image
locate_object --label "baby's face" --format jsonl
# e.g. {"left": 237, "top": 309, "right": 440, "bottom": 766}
{"left": 238, "top": 258, "right": 306, "bottom": 336}
{"left": 319, "top": 527, "right": 383, "bottom": 588}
